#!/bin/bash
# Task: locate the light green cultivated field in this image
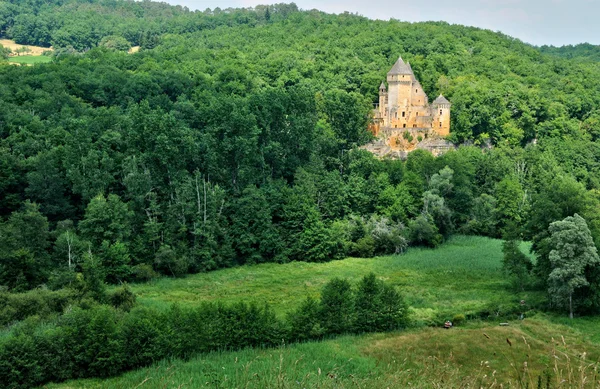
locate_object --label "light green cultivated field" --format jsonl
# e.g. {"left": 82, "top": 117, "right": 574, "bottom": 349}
{"left": 46, "top": 236, "right": 600, "bottom": 388}
{"left": 8, "top": 55, "right": 52, "bottom": 64}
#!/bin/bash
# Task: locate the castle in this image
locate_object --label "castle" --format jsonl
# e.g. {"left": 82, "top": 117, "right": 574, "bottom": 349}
{"left": 365, "top": 57, "right": 454, "bottom": 158}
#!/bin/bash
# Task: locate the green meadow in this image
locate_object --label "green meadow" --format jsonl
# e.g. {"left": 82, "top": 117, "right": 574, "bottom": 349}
{"left": 127, "top": 236, "right": 538, "bottom": 324}
{"left": 46, "top": 236, "right": 600, "bottom": 388}
{"left": 8, "top": 55, "right": 52, "bottom": 65}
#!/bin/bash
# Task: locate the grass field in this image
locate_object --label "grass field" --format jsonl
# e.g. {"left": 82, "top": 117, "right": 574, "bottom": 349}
{"left": 128, "top": 236, "right": 538, "bottom": 323}
{"left": 46, "top": 316, "right": 600, "bottom": 388}
{"left": 47, "top": 236, "right": 600, "bottom": 388}
{"left": 8, "top": 55, "right": 52, "bottom": 65}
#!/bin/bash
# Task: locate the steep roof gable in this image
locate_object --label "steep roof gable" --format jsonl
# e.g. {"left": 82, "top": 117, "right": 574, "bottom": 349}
{"left": 387, "top": 56, "right": 413, "bottom": 75}
{"left": 433, "top": 94, "right": 451, "bottom": 105}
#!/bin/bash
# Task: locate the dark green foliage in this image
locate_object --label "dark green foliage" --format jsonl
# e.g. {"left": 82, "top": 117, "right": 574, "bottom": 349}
{"left": 0, "top": 202, "right": 51, "bottom": 291}
{"left": 408, "top": 214, "right": 443, "bottom": 247}
{"left": 354, "top": 273, "right": 408, "bottom": 332}
{"left": 287, "top": 296, "right": 324, "bottom": 341}
{"left": 109, "top": 285, "right": 136, "bottom": 312}
{"left": 502, "top": 240, "right": 533, "bottom": 291}
{"left": 0, "top": 299, "right": 289, "bottom": 388}
{"left": 319, "top": 278, "right": 355, "bottom": 334}
{"left": 0, "top": 289, "right": 73, "bottom": 326}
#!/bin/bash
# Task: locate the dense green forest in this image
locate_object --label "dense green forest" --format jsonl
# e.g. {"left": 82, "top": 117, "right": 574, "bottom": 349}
{"left": 540, "top": 43, "right": 600, "bottom": 62}
{"left": 2, "top": 1, "right": 600, "bottom": 387}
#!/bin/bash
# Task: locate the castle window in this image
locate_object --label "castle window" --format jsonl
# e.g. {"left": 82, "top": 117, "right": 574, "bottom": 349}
{"left": 403, "top": 124, "right": 406, "bottom": 128}
{"left": 395, "top": 112, "right": 397, "bottom": 119}
{"left": 440, "top": 122, "right": 442, "bottom": 127}
{"left": 416, "top": 112, "right": 419, "bottom": 116}
{"left": 416, "top": 89, "right": 418, "bottom": 93}
{"left": 440, "top": 109, "right": 443, "bottom": 115}
{"left": 413, "top": 124, "right": 417, "bottom": 128}
{"left": 402, "top": 111, "right": 405, "bottom": 117}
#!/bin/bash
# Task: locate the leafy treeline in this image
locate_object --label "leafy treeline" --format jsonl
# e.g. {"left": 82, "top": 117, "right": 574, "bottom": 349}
{"left": 1, "top": 2, "right": 600, "bottom": 317}
{"left": 540, "top": 43, "right": 600, "bottom": 62}
{"left": 0, "top": 274, "right": 408, "bottom": 389}
{"left": 0, "top": 0, "right": 296, "bottom": 50}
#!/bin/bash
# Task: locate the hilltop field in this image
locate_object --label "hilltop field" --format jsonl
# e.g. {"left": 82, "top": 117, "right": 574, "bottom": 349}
{"left": 44, "top": 236, "right": 600, "bottom": 388}
{"left": 0, "top": 39, "right": 52, "bottom": 65}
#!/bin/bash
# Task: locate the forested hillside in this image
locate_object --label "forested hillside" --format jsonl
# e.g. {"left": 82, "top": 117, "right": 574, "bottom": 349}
{"left": 3, "top": 1, "right": 600, "bottom": 387}
{"left": 540, "top": 43, "right": 600, "bottom": 62}
{"left": 2, "top": 0, "right": 600, "bottom": 291}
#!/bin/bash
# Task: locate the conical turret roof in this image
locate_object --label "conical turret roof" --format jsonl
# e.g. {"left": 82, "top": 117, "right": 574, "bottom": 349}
{"left": 379, "top": 81, "right": 386, "bottom": 90}
{"left": 433, "top": 94, "right": 450, "bottom": 105}
{"left": 387, "top": 56, "right": 414, "bottom": 75}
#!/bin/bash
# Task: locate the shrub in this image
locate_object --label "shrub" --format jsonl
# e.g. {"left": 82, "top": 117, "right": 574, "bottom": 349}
{"left": 287, "top": 296, "right": 324, "bottom": 341}
{"left": 0, "top": 276, "right": 407, "bottom": 388}
{"left": 109, "top": 285, "right": 136, "bottom": 312}
{"left": 350, "top": 235, "right": 376, "bottom": 257}
{"left": 408, "top": 214, "right": 442, "bottom": 247}
{"left": 452, "top": 314, "right": 466, "bottom": 326}
{"left": 0, "top": 289, "right": 74, "bottom": 326}
{"left": 131, "top": 264, "right": 159, "bottom": 282}
{"left": 319, "top": 278, "right": 354, "bottom": 334}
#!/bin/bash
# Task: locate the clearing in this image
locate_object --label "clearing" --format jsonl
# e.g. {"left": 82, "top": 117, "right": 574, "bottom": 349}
{"left": 128, "top": 236, "right": 539, "bottom": 324}
{"left": 1, "top": 39, "right": 53, "bottom": 66}
{"left": 1, "top": 39, "right": 52, "bottom": 56}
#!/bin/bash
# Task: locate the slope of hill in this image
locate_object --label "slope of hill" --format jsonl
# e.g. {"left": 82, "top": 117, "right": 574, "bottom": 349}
{"left": 1, "top": 0, "right": 600, "bottom": 312}
{"left": 39, "top": 235, "right": 597, "bottom": 388}
{"left": 2, "top": 2, "right": 600, "bottom": 388}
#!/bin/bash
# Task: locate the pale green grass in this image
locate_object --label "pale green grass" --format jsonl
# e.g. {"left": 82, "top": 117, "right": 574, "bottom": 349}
{"left": 8, "top": 55, "right": 52, "bottom": 64}
{"left": 128, "top": 236, "right": 538, "bottom": 322}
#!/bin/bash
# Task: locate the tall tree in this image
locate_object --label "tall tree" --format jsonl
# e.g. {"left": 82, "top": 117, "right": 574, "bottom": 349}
{"left": 548, "top": 214, "right": 600, "bottom": 318}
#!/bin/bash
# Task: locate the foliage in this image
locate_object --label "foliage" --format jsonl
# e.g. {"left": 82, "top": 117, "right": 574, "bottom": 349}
{"left": 0, "top": 43, "right": 10, "bottom": 60}
{"left": 547, "top": 214, "right": 600, "bottom": 318}
{"left": 502, "top": 239, "right": 532, "bottom": 291}
{"left": 0, "top": 0, "right": 600, "bottom": 294}
{"left": 354, "top": 273, "right": 408, "bottom": 332}
{"left": 0, "top": 274, "right": 407, "bottom": 388}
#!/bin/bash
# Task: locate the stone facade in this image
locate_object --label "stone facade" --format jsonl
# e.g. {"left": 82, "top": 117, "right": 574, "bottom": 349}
{"left": 365, "top": 57, "right": 454, "bottom": 159}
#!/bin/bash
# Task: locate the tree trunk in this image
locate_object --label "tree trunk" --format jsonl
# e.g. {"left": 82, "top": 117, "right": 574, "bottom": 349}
{"left": 569, "top": 294, "right": 573, "bottom": 319}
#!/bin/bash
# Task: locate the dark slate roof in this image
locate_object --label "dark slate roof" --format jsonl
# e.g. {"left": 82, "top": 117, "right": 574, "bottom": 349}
{"left": 380, "top": 81, "right": 386, "bottom": 90}
{"left": 387, "top": 56, "right": 413, "bottom": 75}
{"left": 432, "top": 94, "right": 451, "bottom": 105}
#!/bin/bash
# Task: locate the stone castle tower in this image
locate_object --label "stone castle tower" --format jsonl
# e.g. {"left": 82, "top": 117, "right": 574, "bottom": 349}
{"left": 372, "top": 56, "right": 451, "bottom": 137}
{"left": 365, "top": 57, "right": 453, "bottom": 158}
